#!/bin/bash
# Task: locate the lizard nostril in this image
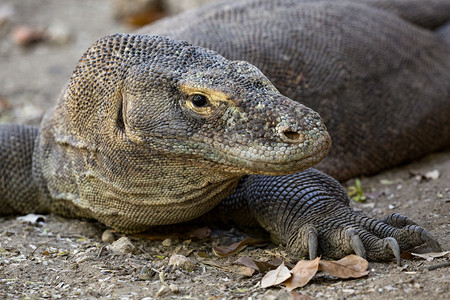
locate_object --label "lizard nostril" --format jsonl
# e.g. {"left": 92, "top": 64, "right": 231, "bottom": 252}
{"left": 282, "top": 130, "right": 303, "bottom": 142}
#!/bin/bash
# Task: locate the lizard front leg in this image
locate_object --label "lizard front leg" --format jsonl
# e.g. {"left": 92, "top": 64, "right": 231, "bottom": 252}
{"left": 0, "top": 124, "right": 50, "bottom": 215}
{"left": 223, "top": 169, "right": 442, "bottom": 265}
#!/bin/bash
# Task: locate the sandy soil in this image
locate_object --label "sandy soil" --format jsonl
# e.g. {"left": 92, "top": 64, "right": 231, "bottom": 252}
{"left": 0, "top": 1, "right": 449, "bottom": 299}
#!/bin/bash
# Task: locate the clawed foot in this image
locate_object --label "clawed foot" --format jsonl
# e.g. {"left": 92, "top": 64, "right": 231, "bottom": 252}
{"left": 286, "top": 212, "right": 442, "bottom": 266}
{"left": 242, "top": 170, "right": 442, "bottom": 266}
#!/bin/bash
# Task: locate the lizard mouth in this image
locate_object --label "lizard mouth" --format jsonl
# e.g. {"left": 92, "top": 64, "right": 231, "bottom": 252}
{"left": 152, "top": 129, "right": 330, "bottom": 176}
{"left": 219, "top": 139, "right": 330, "bottom": 175}
{"left": 193, "top": 129, "right": 332, "bottom": 175}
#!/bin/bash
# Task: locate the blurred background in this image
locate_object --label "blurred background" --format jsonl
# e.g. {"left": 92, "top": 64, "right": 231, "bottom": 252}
{"left": 0, "top": 0, "right": 218, "bottom": 125}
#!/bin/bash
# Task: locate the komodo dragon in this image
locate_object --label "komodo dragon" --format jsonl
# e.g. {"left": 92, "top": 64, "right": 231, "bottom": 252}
{"left": 1, "top": 0, "right": 449, "bottom": 265}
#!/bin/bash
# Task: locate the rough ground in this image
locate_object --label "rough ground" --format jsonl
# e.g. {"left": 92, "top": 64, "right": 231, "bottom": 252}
{"left": 0, "top": 1, "right": 449, "bottom": 299}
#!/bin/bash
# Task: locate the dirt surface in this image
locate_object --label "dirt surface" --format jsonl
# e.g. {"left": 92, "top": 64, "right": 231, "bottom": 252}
{"left": 0, "top": 1, "right": 449, "bottom": 299}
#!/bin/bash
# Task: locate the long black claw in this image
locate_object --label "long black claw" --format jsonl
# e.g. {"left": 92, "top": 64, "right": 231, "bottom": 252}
{"left": 348, "top": 230, "right": 366, "bottom": 259}
{"left": 307, "top": 227, "right": 319, "bottom": 260}
{"left": 420, "top": 229, "right": 442, "bottom": 252}
{"left": 384, "top": 237, "right": 401, "bottom": 266}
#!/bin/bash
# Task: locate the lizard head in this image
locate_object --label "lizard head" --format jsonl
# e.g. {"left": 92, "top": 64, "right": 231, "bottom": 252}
{"left": 61, "top": 34, "right": 331, "bottom": 176}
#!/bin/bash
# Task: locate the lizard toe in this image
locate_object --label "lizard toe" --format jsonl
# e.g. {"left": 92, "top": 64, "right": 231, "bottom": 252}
{"left": 286, "top": 225, "right": 319, "bottom": 260}
{"left": 388, "top": 224, "right": 442, "bottom": 252}
{"left": 364, "top": 237, "right": 401, "bottom": 266}
{"left": 380, "top": 213, "right": 418, "bottom": 227}
{"left": 348, "top": 229, "right": 366, "bottom": 259}
{"left": 379, "top": 214, "right": 442, "bottom": 252}
{"left": 359, "top": 214, "right": 442, "bottom": 253}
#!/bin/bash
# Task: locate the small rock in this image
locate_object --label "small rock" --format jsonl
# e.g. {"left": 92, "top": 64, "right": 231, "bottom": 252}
{"left": 169, "top": 284, "right": 180, "bottom": 294}
{"left": 101, "top": 230, "right": 115, "bottom": 243}
{"left": 108, "top": 236, "right": 135, "bottom": 254}
{"left": 168, "top": 254, "right": 195, "bottom": 272}
{"left": 47, "top": 23, "right": 72, "bottom": 45}
{"left": 16, "top": 214, "right": 46, "bottom": 225}
{"left": 182, "top": 239, "right": 192, "bottom": 245}
{"left": 162, "top": 238, "right": 172, "bottom": 247}
{"left": 424, "top": 169, "right": 440, "bottom": 180}
{"left": 156, "top": 285, "right": 169, "bottom": 296}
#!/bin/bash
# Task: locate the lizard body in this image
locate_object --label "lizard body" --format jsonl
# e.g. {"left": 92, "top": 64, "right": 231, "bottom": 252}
{"left": 1, "top": 0, "right": 449, "bottom": 262}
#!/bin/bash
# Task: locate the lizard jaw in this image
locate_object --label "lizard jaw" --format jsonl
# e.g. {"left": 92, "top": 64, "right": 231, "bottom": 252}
{"left": 214, "top": 130, "right": 331, "bottom": 175}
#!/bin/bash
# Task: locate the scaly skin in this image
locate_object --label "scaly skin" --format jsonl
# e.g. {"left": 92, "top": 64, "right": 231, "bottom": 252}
{"left": 2, "top": 34, "right": 330, "bottom": 231}
{"left": 142, "top": 0, "right": 450, "bottom": 181}
{"left": 1, "top": 0, "right": 448, "bottom": 263}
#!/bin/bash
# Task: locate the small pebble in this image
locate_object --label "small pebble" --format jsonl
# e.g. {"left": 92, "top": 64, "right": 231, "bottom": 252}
{"left": 156, "top": 285, "right": 169, "bottom": 296}
{"left": 108, "top": 236, "right": 135, "bottom": 254}
{"left": 47, "top": 23, "right": 72, "bottom": 45}
{"left": 169, "top": 284, "right": 180, "bottom": 294}
{"left": 16, "top": 214, "right": 46, "bottom": 225}
{"left": 162, "top": 238, "right": 172, "bottom": 247}
{"left": 168, "top": 254, "right": 195, "bottom": 272}
{"left": 101, "top": 230, "right": 115, "bottom": 244}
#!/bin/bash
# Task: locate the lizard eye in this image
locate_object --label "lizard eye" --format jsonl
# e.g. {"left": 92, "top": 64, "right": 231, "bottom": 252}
{"left": 190, "top": 94, "right": 209, "bottom": 108}
{"left": 183, "top": 89, "right": 226, "bottom": 118}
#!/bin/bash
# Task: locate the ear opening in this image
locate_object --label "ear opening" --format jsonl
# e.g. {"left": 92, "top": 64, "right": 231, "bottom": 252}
{"left": 116, "top": 100, "right": 125, "bottom": 132}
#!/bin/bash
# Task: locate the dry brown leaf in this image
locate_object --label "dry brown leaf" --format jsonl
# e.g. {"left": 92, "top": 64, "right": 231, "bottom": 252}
{"left": 261, "top": 263, "right": 292, "bottom": 288}
{"left": 235, "top": 256, "right": 279, "bottom": 273}
{"left": 234, "top": 266, "right": 256, "bottom": 276}
{"left": 411, "top": 251, "right": 450, "bottom": 261}
{"left": 400, "top": 251, "right": 414, "bottom": 260}
{"left": 284, "top": 257, "right": 320, "bottom": 291}
{"left": 318, "top": 255, "right": 369, "bottom": 278}
{"left": 213, "top": 238, "right": 267, "bottom": 257}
